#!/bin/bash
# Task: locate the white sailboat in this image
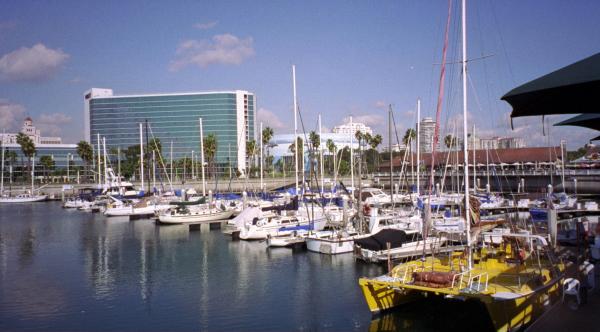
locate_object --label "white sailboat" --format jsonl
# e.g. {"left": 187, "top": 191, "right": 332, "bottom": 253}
{"left": 0, "top": 153, "right": 46, "bottom": 203}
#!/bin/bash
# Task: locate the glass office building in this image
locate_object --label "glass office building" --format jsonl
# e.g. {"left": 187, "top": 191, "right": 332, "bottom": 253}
{"left": 1, "top": 144, "right": 83, "bottom": 182}
{"left": 84, "top": 88, "right": 255, "bottom": 176}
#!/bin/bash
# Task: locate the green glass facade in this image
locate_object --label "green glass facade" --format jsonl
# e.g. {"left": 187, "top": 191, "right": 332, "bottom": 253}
{"left": 87, "top": 90, "right": 255, "bottom": 176}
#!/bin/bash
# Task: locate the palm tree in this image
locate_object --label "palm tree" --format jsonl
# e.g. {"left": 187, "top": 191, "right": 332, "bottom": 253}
{"left": 308, "top": 131, "right": 320, "bottom": 185}
{"left": 203, "top": 133, "right": 217, "bottom": 178}
{"left": 288, "top": 137, "right": 304, "bottom": 176}
{"left": 326, "top": 139, "right": 336, "bottom": 175}
{"left": 246, "top": 139, "right": 257, "bottom": 176}
{"left": 444, "top": 134, "right": 456, "bottom": 150}
{"left": 369, "top": 134, "right": 383, "bottom": 173}
{"left": 403, "top": 128, "right": 416, "bottom": 146}
{"left": 76, "top": 141, "right": 94, "bottom": 182}
{"left": 39, "top": 155, "right": 55, "bottom": 181}
{"left": 16, "top": 133, "right": 36, "bottom": 182}
{"left": 262, "top": 127, "right": 274, "bottom": 174}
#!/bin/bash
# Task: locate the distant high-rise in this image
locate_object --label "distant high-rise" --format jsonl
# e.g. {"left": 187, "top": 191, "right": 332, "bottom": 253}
{"left": 84, "top": 88, "right": 255, "bottom": 175}
{"left": 419, "top": 117, "right": 437, "bottom": 153}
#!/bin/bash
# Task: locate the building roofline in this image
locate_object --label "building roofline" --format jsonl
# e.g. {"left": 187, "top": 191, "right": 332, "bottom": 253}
{"left": 2, "top": 143, "right": 77, "bottom": 149}
{"left": 88, "top": 89, "right": 253, "bottom": 99}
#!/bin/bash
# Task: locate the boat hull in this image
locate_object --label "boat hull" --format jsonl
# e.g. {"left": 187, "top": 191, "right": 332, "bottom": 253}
{"left": 0, "top": 195, "right": 47, "bottom": 203}
{"left": 359, "top": 271, "right": 564, "bottom": 332}
{"left": 158, "top": 210, "right": 233, "bottom": 224}
{"left": 306, "top": 237, "right": 355, "bottom": 254}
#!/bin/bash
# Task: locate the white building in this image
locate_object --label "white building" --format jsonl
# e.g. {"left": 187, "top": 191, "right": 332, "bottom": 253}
{"left": 419, "top": 117, "right": 437, "bottom": 153}
{"left": 332, "top": 121, "right": 373, "bottom": 136}
{"left": 461, "top": 135, "right": 526, "bottom": 150}
{"left": 0, "top": 117, "right": 62, "bottom": 145}
{"left": 270, "top": 133, "right": 359, "bottom": 158}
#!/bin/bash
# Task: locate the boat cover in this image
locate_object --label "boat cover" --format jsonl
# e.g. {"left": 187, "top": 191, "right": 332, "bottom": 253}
{"left": 354, "top": 229, "right": 408, "bottom": 251}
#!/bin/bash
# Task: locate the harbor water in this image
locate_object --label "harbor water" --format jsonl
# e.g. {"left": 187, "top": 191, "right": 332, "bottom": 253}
{"left": 0, "top": 202, "right": 492, "bottom": 331}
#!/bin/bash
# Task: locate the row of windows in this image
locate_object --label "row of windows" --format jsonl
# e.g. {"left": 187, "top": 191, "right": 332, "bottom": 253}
{"left": 90, "top": 94, "right": 238, "bottom": 105}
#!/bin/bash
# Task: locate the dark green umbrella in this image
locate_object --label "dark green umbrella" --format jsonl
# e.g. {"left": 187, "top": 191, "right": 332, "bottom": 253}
{"left": 554, "top": 113, "right": 600, "bottom": 131}
{"left": 502, "top": 53, "right": 600, "bottom": 119}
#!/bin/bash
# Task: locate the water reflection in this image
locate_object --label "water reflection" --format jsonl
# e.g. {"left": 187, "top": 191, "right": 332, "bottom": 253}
{"left": 18, "top": 228, "right": 35, "bottom": 267}
{"left": 1, "top": 203, "right": 387, "bottom": 330}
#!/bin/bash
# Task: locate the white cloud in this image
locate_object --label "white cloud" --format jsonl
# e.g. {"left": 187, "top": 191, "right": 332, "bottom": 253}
{"left": 374, "top": 101, "right": 386, "bottom": 109}
{"left": 256, "top": 108, "right": 287, "bottom": 131}
{"left": 169, "top": 34, "right": 255, "bottom": 71}
{"left": 0, "top": 43, "right": 69, "bottom": 82}
{"left": 36, "top": 112, "right": 72, "bottom": 137}
{"left": 341, "top": 114, "right": 385, "bottom": 127}
{"left": 0, "top": 99, "right": 26, "bottom": 131}
{"left": 193, "top": 21, "right": 218, "bottom": 30}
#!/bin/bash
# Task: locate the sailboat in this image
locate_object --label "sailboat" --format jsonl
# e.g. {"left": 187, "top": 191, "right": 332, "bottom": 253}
{"left": 358, "top": 2, "right": 566, "bottom": 331}
{"left": 0, "top": 152, "right": 47, "bottom": 203}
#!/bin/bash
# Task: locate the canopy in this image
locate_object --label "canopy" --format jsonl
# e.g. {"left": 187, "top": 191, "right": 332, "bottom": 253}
{"left": 554, "top": 113, "right": 600, "bottom": 131}
{"left": 502, "top": 53, "right": 600, "bottom": 118}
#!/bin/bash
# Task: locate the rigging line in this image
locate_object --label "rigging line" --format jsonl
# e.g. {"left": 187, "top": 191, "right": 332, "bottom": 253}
{"left": 432, "top": 54, "right": 495, "bottom": 65}
{"left": 467, "top": 72, "right": 485, "bottom": 117}
{"left": 430, "top": 0, "right": 453, "bottom": 195}
{"left": 488, "top": 0, "right": 516, "bottom": 85}
{"left": 297, "top": 105, "right": 329, "bottom": 219}
{"left": 147, "top": 123, "right": 172, "bottom": 192}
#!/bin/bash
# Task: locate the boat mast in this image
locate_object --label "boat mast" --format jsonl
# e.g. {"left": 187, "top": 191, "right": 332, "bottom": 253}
{"left": 139, "top": 123, "right": 144, "bottom": 191}
{"left": 292, "top": 65, "right": 299, "bottom": 195}
{"left": 31, "top": 153, "right": 35, "bottom": 194}
{"left": 389, "top": 105, "right": 393, "bottom": 205}
{"left": 199, "top": 118, "right": 206, "bottom": 196}
{"left": 461, "top": 0, "right": 472, "bottom": 269}
{"left": 472, "top": 124, "right": 476, "bottom": 192}
{"left": 170, "top": 141, "right": 173, "bottom": 185}
{"left": 416, "top": 99, "right": 420, "bottom": 195}
{"left": 260, "top": 122, "right": 263, "bottom": 192}
{"left": 350, "top": 116, "right": 354, "bottom": 191}
{"left": 560, "top": 140, "right": 566, "bottom": 193}
{"left": 97, "top": 133, "right": 101, "bottom": 187}
{"left": 319, "top": 114, "right": 324, "bottom": 193}
{"left": 102, "top": 137, "right": 108, "bottom": 190}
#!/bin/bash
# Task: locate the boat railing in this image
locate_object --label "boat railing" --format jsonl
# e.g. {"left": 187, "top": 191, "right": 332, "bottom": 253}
{"left": 399, "top": 264, "right": 425, "bottom": 284}
{"left": 467, "top": 272, "right": 489, "bottom": 292}
{"left": 452, "top": 270, "right": 471, "bottom": 289}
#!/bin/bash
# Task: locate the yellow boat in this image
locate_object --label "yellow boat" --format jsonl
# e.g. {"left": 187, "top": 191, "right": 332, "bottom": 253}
{"left": 359, "top": 232, "right": 567, "bottom": 331}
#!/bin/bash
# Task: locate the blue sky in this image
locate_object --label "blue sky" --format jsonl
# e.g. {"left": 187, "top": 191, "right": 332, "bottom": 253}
{"left": 1, "top": 0, "right": 599, "bottom": 148}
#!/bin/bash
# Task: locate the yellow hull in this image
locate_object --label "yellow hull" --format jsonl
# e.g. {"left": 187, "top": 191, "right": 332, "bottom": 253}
{"left": 482, "top": 278, "right": 562, "bottom": 332}
{"left": 359, "top": 247, "right": 566, "bottom": 331}
{"left": 358, "top": 277, "right": 413, "bottom": 314}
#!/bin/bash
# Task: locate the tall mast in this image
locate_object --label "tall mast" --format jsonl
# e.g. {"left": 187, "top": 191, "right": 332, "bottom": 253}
{"left": 102, "top": 137, "right": 107, "bottom": 189}
{"left": 139, "top": 123, "right": 144, "bottom": 191}
{"left": 199, "top": 118, "right": 206, "bottom": 196}
{"left": 152, "top": 150, "right": 156, "bottom": 191}
{"left": 31, "top": 153, "right": 35, "bottom": 194}
{"left": 560, "top": 140, "right": 566, "bottom": 193}
{"left": 292, "top": 65, "right": 299, "bottom": 194}
{"left": 170, "top": 141, "right": 173, "bottom": 184}
{"left": 319, "top": 114, "right": 324, "bottom": 193}
{"left": 319, "top": 113, "right": 325, "bottom": 192}
{"left": 350, "top": 116, "right": 354, "bottom": 190}
{"left": 97, "top": 132, "right": 101, "bottom": 187}
{"left": 472, "top": 124, "right": 476, "bottom": 192}
{"left": 461, "top": 0, "right": 472, "bottom": 269}
{"left": 389, "top": 105, "right": 393, "bottom": 204}
{"left": 260, "top": 122, "right": 264, "bottom": 191}
{"left": 416, "top": 99, "right": 421, "bottom": 195}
